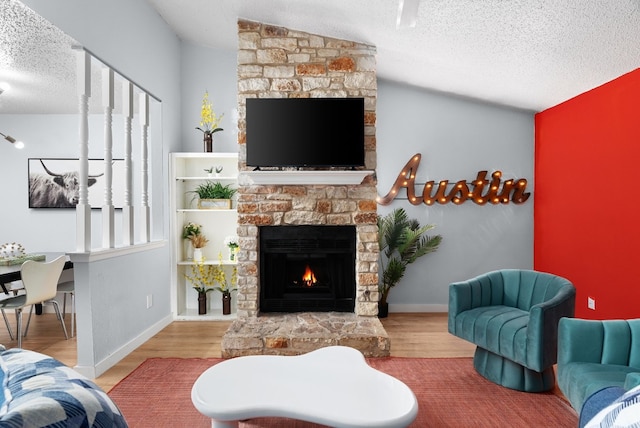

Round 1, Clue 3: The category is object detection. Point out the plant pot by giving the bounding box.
[198,292,207,315]
[222,292,231,315]
[198,198,231,210]
[378,301,389,318]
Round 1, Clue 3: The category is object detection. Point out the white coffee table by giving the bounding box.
[191,345,418,428]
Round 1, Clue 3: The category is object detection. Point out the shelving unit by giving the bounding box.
[170,152,239,320]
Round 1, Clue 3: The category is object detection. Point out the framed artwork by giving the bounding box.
[28,158,125,209]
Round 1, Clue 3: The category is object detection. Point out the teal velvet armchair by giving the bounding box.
[448,269,576,392]
[557,317,640,414]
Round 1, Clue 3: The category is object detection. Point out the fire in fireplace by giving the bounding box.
[259,225,356,313]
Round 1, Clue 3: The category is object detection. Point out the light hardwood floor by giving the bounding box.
[0,313,475,392]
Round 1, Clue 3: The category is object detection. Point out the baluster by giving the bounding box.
[139,93,150,242]
[75,49,91,252]
[122,81,135,245]
[102,67,115,248]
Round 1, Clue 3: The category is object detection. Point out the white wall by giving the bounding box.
[376,80,534,311]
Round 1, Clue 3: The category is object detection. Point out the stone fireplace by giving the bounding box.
[221,20,389,357]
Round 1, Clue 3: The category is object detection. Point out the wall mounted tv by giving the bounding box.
[246,97,365,169]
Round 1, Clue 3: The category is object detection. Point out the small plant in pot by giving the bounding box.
[377,208,443,318]
[190,181,237,209]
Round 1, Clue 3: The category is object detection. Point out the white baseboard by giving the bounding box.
[73,314,173,379]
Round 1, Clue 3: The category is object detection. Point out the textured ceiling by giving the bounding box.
[1,0,640,115]
[146,0,640,112]
[0,0,79,114]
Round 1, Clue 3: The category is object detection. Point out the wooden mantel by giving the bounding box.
[240,170,374,186]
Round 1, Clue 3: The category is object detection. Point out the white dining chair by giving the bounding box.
[0,256,68,348]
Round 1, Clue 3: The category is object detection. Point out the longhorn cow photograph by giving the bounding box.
[28,158,125,209]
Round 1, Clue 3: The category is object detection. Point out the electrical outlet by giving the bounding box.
[588,297,596,310]
[146,294,153,309]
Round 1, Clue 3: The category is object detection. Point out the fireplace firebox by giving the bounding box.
[259,225,356,313]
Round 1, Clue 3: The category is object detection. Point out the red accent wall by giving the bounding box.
[534,68,640,319]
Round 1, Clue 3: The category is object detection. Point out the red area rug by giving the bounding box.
[108,356,578,427]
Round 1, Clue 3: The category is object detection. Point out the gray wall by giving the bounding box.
[376,80,534,311]
[180,41,239,154]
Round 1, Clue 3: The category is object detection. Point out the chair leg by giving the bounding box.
[23,305,34,337]
[1,309,15,341]
[50,300,68,340]
[70,292,75,338]
[15,308,23,348]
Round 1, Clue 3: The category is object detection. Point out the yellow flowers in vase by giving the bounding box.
[196,91,223,152]
[184,261,215,294]
[184,253,237,315]
[212,253,237,296]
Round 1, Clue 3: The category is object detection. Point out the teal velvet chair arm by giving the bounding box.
[528,284,576,371]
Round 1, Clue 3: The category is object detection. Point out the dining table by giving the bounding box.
[0,253,73,314]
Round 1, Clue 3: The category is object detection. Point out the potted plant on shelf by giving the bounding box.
[183,222,208,261]
[224,235,239,261]
[189,181,237,209]
[184,261,215,315]
[377,208,443,318]
[196,90,223,153]
[212,253,238,315]
[189,234,209,262]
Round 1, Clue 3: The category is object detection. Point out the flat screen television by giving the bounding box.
[246,97,365,168]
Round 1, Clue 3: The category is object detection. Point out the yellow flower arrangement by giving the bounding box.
[184,261,215,294]
[196,91,224,135]
[212,252,237,295]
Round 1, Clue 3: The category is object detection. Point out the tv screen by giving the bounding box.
[246,97,365,168]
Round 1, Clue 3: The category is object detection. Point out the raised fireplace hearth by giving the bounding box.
[260,225,356,313]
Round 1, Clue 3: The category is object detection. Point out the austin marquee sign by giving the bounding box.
[377,154,530,206]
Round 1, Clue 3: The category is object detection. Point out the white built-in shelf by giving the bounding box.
[241,170,374,185]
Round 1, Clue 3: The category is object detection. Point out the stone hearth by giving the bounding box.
[221,312,390,358]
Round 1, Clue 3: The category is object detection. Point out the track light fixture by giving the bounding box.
[0,132,25,149]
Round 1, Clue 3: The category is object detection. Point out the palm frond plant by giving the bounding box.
[377,208,443,316]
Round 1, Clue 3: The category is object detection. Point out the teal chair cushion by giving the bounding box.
[450,305,529,368]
